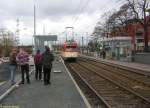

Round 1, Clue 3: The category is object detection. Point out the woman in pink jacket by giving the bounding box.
[34,50,42,80]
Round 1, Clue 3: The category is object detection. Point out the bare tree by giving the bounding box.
[125,0,150,52]
[106,3,137,37]
[0,28,15,56]
[93,5,133,38]
[92,11,115,38]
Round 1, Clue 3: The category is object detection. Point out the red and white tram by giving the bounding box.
[61,40,79,60]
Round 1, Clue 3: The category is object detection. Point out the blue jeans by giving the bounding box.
[10,65,17,84]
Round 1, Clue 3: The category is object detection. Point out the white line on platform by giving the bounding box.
[0,69,35,102]
[60,57,92,108]
[0,81,6,86]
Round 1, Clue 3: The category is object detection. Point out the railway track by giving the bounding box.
[79,57,150,100]
[66,63,107,108]
[65,58,150,108]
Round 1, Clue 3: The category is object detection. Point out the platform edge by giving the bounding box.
[60,57,92,108]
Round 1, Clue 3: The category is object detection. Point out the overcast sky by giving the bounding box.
[0,0,122,45]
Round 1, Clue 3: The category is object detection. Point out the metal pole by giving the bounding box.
[34,5,36,36]
[72,31,74,40]
[65,27,67,41]
[43,25,45,35]
[33,5,36,54]
[82,36,83,54]
[86,32,88,54]
[65,32,67,41]
[16,19,20,47]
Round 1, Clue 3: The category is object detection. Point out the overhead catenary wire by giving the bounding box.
[57,0,126,45]
[60,0,125,40]
[72,0,124,27]
[75,0,125,33]
[71,0,84,22]
[52,0,122,31]
[72,0,91,25]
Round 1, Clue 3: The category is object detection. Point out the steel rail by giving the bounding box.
[80,58,150,87]
[80,56,150,77]
[67,63,111,108]
[77,61,150,104]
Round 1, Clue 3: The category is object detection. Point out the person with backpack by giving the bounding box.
[34,50,42,80]
[41,46,54,85]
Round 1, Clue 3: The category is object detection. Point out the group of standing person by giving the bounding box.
[9,48,30,85]
[34,46,54,85]
[9,46,54,86]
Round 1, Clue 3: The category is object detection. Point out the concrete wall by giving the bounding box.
[134,53,150,64]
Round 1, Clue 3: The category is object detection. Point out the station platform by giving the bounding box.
[1,57,88,108]
[82,55,150,72]
[103,59,150,72]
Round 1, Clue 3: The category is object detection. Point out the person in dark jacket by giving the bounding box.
[41,46,54,85]
[101,49,106,59]
[34,50,42,80]
[9,48,17,85]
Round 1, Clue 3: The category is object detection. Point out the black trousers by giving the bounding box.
[21,64,30,83]
[35,64,42,80]
[43,66,52,84]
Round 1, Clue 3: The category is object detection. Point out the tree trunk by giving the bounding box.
[144,25,149,52]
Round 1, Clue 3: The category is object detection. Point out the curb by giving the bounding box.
[0,81,6,86]
[60,57,92,108]
[0,69,34,103]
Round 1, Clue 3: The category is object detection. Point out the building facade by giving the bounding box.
[110,22,150,52]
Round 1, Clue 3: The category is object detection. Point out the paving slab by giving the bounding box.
[1,60,87,108]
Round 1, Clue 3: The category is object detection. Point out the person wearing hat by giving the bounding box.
[41,46,54,85]
[9,48,18,85]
